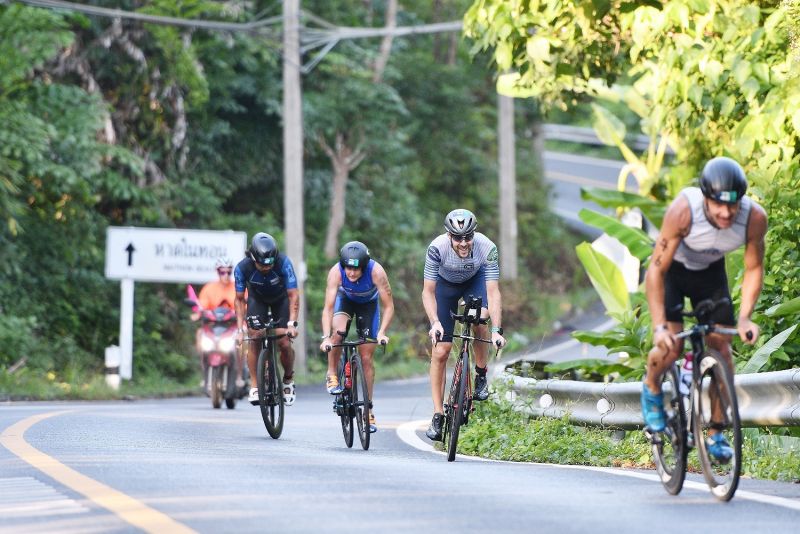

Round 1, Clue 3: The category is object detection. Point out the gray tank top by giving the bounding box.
[673,187,753,270]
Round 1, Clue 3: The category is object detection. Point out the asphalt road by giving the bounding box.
[3,152,798,533]
[2,377,800,533]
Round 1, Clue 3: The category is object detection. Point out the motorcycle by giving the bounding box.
[185,286,246,409]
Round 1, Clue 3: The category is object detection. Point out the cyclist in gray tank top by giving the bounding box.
[673,187,753,270]
[421,208,507,441]
[641,157,767,464]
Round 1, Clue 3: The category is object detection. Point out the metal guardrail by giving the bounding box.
[542,123,675,154]
[495,368,800,429]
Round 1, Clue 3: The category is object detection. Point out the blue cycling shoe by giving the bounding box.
[641,384,666,432]
[707,433,733,464]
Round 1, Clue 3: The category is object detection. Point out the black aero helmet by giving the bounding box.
[699,157,748,204]
[444,208,477,236]
[250,232,278,265]
[340,241,370,269]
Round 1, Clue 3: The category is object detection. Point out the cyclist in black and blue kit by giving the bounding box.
[320,241,395,433]
[422,209,507,441]
[234,233,300,407]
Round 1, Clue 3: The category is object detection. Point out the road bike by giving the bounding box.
[327,319,385,450]
[647,298,745,501]
[246,313,289,439]
[441,295,500,462]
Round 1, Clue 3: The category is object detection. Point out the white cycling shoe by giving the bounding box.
[282,381,296,406]
[248,387,259,405]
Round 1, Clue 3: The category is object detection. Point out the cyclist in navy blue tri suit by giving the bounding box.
[234,233,300,407]
[319,241,395,433]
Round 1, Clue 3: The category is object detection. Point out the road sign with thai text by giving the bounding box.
[105,226,247,283]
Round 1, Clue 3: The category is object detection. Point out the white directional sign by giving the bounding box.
[105,226,247,283]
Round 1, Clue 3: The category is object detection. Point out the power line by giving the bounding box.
[16,0,282,32]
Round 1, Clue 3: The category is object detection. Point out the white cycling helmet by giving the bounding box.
[214,256,233,270]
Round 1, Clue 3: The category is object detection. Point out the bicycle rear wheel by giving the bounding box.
[339,353,354,448]
[651,364,688,495]
[446,351,468,462]
[693,348,741,501]
[352,355,371,450]
[257,343,284,439]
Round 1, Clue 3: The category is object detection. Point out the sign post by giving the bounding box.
[105,227,247,381]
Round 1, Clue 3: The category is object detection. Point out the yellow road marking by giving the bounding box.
[0,411,196,534]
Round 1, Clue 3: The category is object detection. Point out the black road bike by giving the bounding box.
[247,313,289,440]
[647,298,746,501]
[440,296,500,462]
[327,319,385,450]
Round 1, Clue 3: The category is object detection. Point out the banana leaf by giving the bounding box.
[578,208,654,261]
[765,296,800,317]
[575,242,630,315]
[580,187,665,228]
[740,324,798,374]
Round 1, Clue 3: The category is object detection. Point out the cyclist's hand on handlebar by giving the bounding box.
[491,331,506,349]
[287,324,298,339]
[653,328,676,352]
[319,339,332,353]
[737,318,759,345]
[377,333,389,346]
[429,321,443,346]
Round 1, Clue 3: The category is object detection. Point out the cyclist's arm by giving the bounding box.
[234,291,247,332]
[486,279,502,327]
[286,288,300,326]
[422,279,439,327]
[738,204,767,339]
[372,263,394,338]
[320,265,340,338]
[645,195,691,329]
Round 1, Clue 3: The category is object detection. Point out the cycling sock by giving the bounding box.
[475,365,487,376]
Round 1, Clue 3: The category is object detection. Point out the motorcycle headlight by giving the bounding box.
[200,336,216,352]
[218,337,236,352]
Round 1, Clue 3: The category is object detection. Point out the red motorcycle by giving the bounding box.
[186,287,246,409]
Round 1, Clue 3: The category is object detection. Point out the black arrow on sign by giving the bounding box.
[125,243,136,266]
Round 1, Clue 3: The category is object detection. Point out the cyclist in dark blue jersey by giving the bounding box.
[319,241,394,433]
[234,233,300,407]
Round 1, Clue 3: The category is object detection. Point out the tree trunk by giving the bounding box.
[319,133,366,258]
[432,0,443,62]
[372,0,398,83]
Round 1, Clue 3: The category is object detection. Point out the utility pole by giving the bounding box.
[283,0,307,370]
[498,94,518,280]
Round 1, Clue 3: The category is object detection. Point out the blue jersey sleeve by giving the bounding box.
[281,257,298,289]
[234,264,246,293]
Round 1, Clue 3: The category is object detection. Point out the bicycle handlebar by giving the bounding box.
[323,338,387,352]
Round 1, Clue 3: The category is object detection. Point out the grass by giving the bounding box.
[456,397,800,483]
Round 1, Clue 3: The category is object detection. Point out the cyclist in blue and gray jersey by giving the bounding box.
[320,241,395,433]
[421,208,507,441]
[234,232,300,407]
[642,157,767,463]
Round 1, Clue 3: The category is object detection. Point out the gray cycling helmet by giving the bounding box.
[699,157,748,204]
[443,208,477,236]
[339,241,370,269]
[249,233,278,265]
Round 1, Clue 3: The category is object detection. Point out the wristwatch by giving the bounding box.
[287,320,299,328]
[491,326,504,335]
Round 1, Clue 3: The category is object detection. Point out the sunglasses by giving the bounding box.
[217,268,232,275]
[450,232,474,243]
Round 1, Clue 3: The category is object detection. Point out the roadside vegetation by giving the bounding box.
[0,1,588,399]
[457,400,800,483]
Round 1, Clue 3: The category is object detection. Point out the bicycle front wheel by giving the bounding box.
[257,344,284,439]
[693,348,741,501]
[651,364,688,495]
[352,355,370,450]
[339,354,354,448]
[446,352,468,462]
